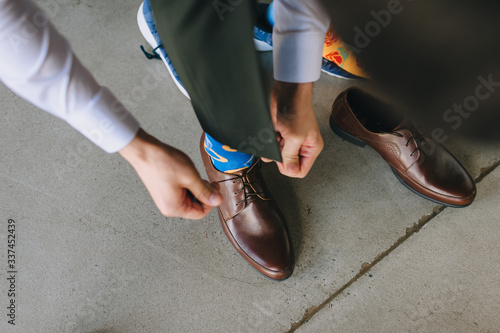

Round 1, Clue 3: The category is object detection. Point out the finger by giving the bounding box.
[276,133,283,146]
[296,144,323,178]
[185,176,223,207]
[178,205,212,220]
[288,155,315,179]
[261,157,274,163]
[276,145,318,178]
[178,196,214,220]
[276,161,302,178]
[167,186,215,220]
[277,156,310,179]
[280,138,302,176]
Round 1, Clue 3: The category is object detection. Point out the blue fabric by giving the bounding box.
[204,133,255,173]
[143,0,185,89]
[254,3,273,48]
[266,2,275,27]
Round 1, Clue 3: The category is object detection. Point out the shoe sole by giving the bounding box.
[329,115,471,208]
[329,115,366,148]
[254,38,273,51]
[390,168,471,208]
[321,68,364,80]
[321,68,358,80]
[137,3,191,99]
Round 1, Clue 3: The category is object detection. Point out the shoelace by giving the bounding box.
[233,177,261,206]
[389,125,424,157]
[217,163,264,207]
[140,44,162,60]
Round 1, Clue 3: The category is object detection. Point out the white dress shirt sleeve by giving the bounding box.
[273,0,330,83]
[0,0,140,153]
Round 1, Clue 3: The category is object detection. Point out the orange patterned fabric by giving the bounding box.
[323,28,367,78]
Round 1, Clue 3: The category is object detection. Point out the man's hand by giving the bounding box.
[119,129,222,219]
[263,81,324,178]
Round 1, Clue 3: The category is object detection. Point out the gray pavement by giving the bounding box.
[1,1,499,332]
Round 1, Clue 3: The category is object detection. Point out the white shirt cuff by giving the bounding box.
[272,0,330,83]
[273,31,326,83]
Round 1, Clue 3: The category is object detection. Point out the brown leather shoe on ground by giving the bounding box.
[330,87,476,207]
[200,134,294,280]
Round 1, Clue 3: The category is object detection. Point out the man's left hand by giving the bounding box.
[263,81,324,178]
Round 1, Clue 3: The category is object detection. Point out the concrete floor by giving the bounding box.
[1,1,499,332]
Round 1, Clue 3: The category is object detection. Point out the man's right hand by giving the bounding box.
[119,129,222,219]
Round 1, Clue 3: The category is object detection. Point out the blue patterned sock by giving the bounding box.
[204,133,255,173]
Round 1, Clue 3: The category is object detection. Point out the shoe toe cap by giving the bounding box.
[406,152,477,206]
[227,202,295,280]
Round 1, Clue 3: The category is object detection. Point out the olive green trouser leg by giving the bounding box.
[150,0,281,161]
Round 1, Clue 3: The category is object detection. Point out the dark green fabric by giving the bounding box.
[320,0,500,141]
[150,0,281,160]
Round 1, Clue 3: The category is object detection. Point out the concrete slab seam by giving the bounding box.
[285,159,500,333]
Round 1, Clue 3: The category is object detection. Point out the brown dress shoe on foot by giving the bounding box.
[330,87,476,207]
[200,134,294,280]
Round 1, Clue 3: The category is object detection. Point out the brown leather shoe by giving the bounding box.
[200,134,294,280]
[330,87,476,207]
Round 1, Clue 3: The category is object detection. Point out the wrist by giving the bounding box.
[272,81,314,120]
[118,128,157,164]
[274,81,313,101]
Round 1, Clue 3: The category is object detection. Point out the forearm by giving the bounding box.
[272,81,314,121]
[0,0,139,153]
